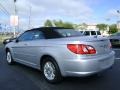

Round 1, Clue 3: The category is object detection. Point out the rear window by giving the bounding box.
[55,29,82,37]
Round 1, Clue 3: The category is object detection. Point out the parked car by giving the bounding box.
[3,37,16,45]
[80,30,101,36]
[109,32,120,46]
[5,27,115,83]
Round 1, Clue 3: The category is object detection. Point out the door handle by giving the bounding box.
[24,44,28,46]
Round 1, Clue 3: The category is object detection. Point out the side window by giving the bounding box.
[91,31,96,35]
[97,31,101,35]
[85,31,90,35]
[18,31,34,41]
[32,31,45,40]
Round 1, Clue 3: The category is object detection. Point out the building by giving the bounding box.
[76,23,98,31]
[86,24,98,30]
[75,23,109,36]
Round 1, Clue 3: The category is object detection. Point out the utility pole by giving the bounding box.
[28,5,32,29]
[106,18,110,36]
[117,10,120,32]
[13,0,17,37]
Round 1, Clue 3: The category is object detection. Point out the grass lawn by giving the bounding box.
[0,42,3,47]
[0,35,11,47]
[0,35,11,41]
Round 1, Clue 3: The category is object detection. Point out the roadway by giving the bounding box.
[0,46,120,90]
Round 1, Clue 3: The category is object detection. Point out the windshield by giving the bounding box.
[56,29,83,37]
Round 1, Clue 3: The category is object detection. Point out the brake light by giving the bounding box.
[67,44,96,54]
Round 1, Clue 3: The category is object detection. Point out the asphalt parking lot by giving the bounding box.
[0,46,120,90]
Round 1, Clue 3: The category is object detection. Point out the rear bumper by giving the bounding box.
[61,51,115,77]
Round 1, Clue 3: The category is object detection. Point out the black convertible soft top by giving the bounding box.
[30,27,73,31]
[24,27,80,39]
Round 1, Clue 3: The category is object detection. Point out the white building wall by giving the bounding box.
[87,24,98,30]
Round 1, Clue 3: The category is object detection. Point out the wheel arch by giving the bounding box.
[5,47,10,53]
[40,54,63,75]
[40,54,63,83]
[40,55,58,69]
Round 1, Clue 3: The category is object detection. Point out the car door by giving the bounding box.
[12,31,34,63]
[12,30,45,67]
[13,31,33,63]
[22,30,45,66]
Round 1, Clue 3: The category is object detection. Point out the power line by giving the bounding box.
[0,8,8,16]
[0,2,10,16]
[0,7,9,16]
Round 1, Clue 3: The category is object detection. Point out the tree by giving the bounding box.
[44,20,74,28]
[109,24,118,34]
[62,22,74,28]
[44,19,53,27]
[79,23,87,30]
[53,20,63,27]
[96,24,107,31]
[53,20,74,28]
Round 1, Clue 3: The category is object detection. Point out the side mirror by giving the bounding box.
[15,39,19,43]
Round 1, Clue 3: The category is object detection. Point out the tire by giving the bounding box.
[6,51,14,65]
[42,57,62,83]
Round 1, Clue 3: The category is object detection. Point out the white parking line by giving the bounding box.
[115,58,120,60]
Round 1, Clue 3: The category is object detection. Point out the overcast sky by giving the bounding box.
[0,0,120,30]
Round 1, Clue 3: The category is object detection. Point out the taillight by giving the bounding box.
[67,44,96,55]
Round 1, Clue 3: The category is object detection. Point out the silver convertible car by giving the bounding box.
[5,27,115,83]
